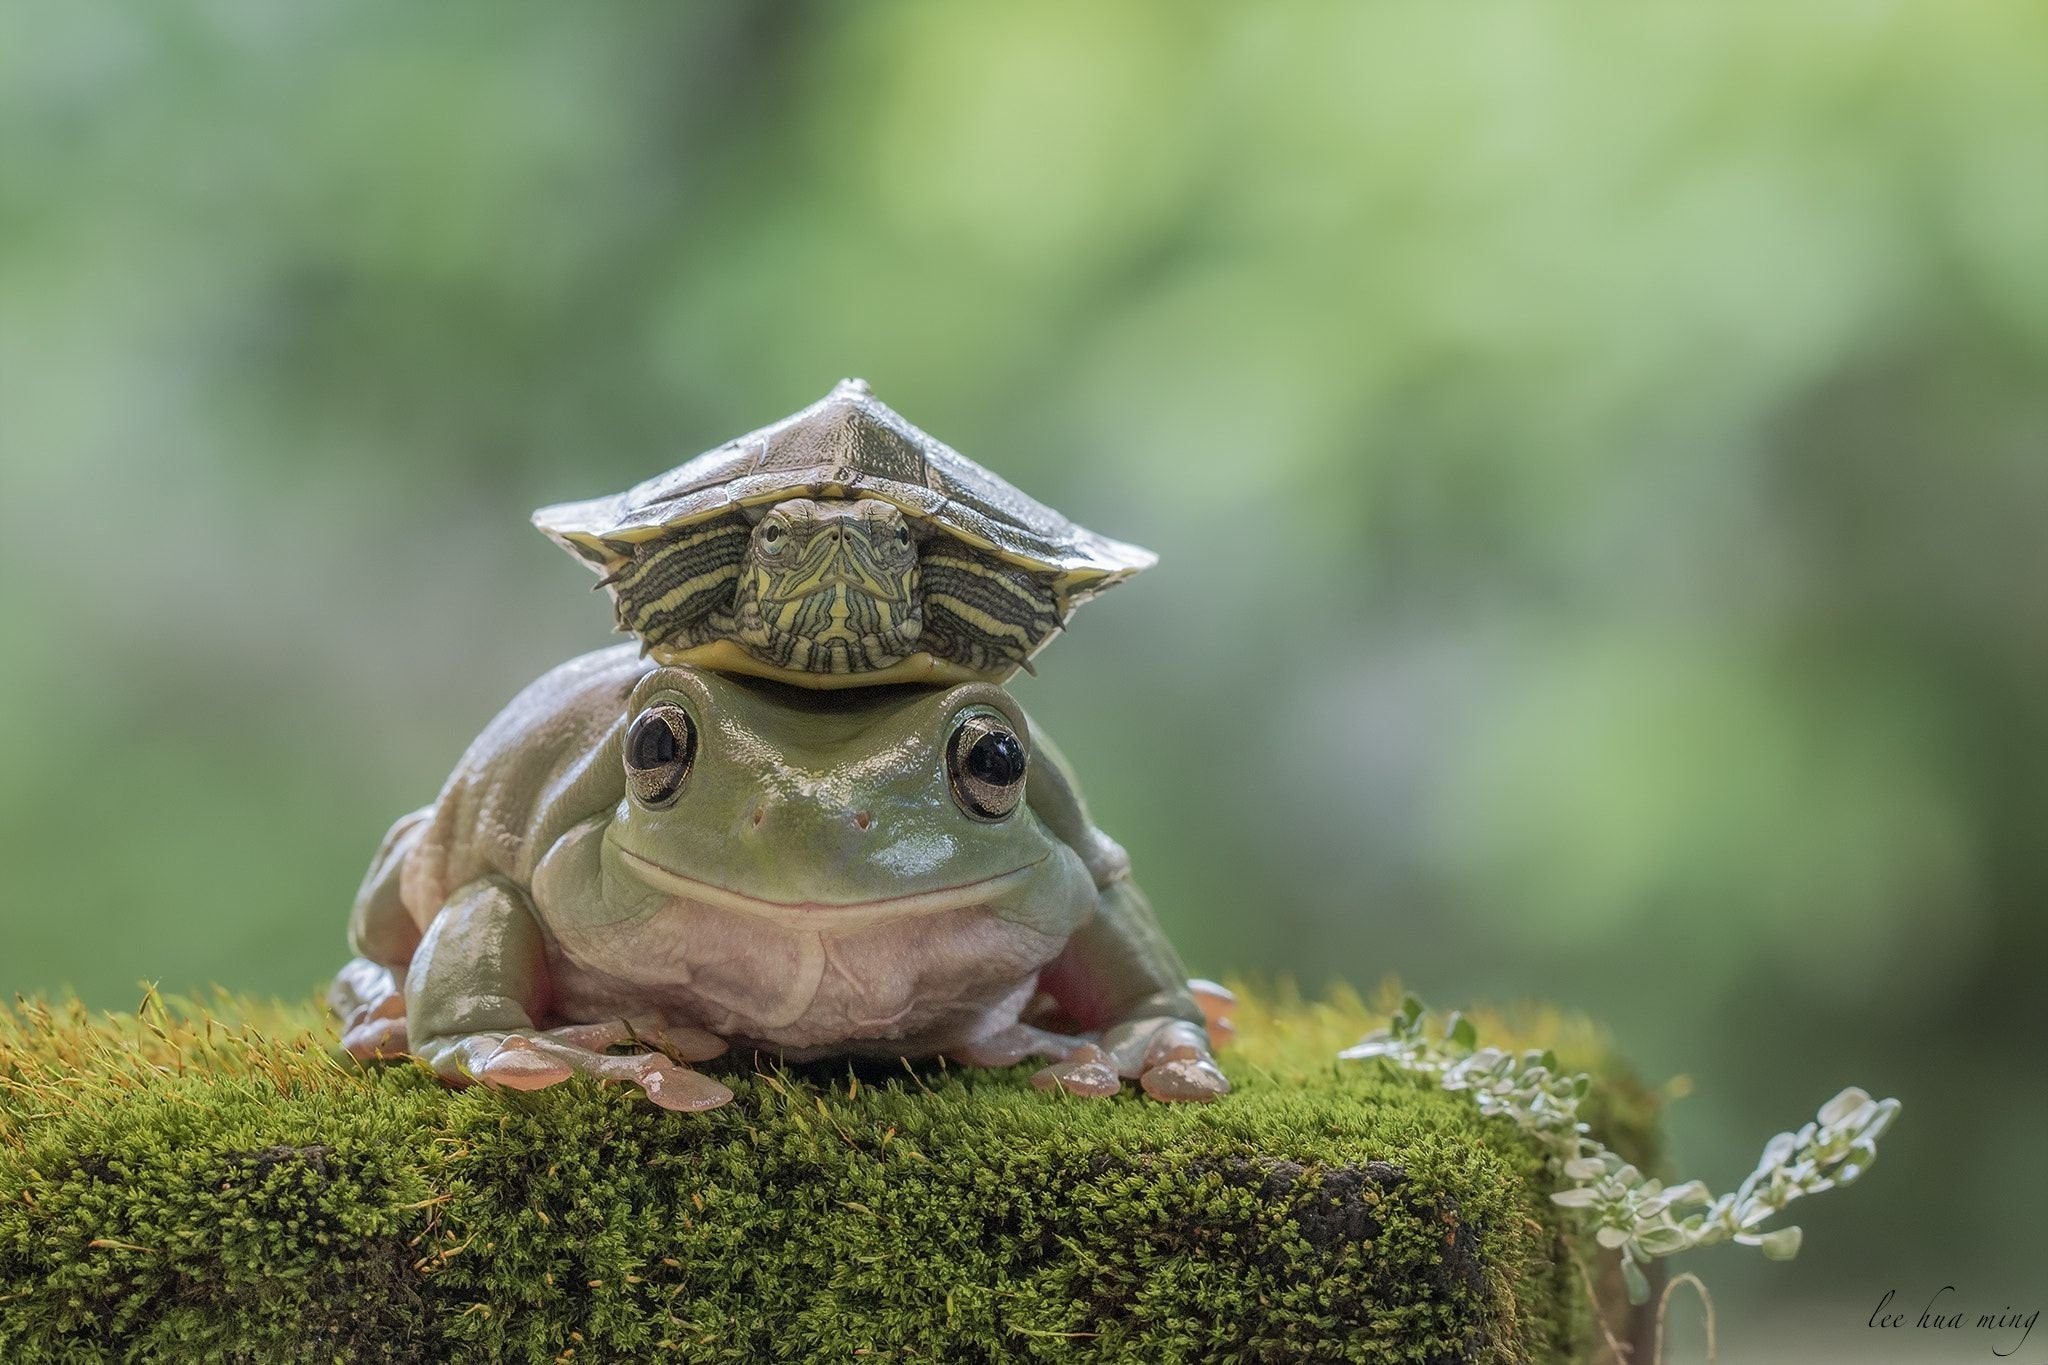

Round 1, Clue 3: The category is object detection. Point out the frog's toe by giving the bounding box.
[1103,1019,1210,1079]
[1189,979,1239,1046]
[446,1033,732,1111]
[1139,1055,1231,1103]
[1030,1043,1122,1098]
[327,956,400,1023]
[417,1033,510,1089]
[639,1020,730,1063]
[632,1057,734,1113]
[542,1016,730,1063]
[522,1043,733,1112]
[1095,1018,1232,1103]
[952,1022,1091,1069]
[478,1037,576,1091]
[341,1014,409,1061]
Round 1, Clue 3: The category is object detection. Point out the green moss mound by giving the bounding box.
[0,986,1659,1363]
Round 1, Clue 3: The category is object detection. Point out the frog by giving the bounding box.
[329,644,1230,1111]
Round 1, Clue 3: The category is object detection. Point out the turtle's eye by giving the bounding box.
[947,712,1027,820]
[894,523,912,551]
[758,521,786,554]
[624,704,696,807]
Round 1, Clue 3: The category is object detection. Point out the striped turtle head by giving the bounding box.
[732,498,925,675]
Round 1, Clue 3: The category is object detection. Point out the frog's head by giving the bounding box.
[601,665,1086,932]
[733,497,924,674]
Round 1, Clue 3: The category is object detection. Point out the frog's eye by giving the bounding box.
[947,712,1027,821]
[624,704,696,807]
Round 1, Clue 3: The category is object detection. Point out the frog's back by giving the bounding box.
[397,645,651,929]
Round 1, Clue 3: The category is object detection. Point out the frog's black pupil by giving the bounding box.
[631,716,678,769]
[966,730,1024,787]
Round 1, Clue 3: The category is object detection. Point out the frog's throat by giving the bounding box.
[613,848,1050,930]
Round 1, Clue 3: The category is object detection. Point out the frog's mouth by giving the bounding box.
[615,848,1049,929]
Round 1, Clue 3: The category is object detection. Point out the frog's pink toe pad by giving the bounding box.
[1140,1057,1231,1102]
[639,1062,734,1112]
[480,1046,574,1091]
[1031,1044,1122,1098]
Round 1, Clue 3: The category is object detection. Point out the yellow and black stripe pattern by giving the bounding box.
[599,513,752,652]
[918,541,1065,675]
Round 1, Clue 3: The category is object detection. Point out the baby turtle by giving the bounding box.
[534,380,1155,687]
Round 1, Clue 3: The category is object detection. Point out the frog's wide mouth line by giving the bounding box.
[614,847,1049,928]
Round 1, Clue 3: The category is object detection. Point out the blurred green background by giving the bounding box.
[3,3,2043,1357]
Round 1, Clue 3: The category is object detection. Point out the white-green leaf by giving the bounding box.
[1757,1226,1804,1260]
[1634,1223,1692,1257]
[1622,1258,1651,1305]
[1447,1013,1477,1050]
[1817,1088,1873,1128]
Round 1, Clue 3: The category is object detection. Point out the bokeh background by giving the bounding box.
[4,4,2043,1358]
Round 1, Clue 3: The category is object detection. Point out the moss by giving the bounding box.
[0,985,1659,1363]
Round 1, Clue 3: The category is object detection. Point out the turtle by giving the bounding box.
[532,379,1156,688]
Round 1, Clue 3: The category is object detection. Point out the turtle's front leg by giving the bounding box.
[406,877,734,1112]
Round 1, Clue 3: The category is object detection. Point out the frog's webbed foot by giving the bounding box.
[972,1017,1230,1101]
[416,1018,734,1113]
[950,1021,1091,1070]
[329,957,410,1061]
[1101,1017,1231,1103]
[341,995,410,1061]
[945,1022,1122,1098]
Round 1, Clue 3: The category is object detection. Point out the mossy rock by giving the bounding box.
[0,986,1660,1363]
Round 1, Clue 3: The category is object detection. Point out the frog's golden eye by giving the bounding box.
[624,704,696,807]
[947,712,1027,820]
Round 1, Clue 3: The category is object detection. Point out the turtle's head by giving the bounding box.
[734,497,925,674]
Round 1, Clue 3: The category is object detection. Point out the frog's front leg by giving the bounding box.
[407,877,734,1112]
[1036,878,1231,1104]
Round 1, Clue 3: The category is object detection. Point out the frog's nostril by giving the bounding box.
[852,811,873,832]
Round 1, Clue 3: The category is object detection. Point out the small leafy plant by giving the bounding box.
[1341,996,1901,1304]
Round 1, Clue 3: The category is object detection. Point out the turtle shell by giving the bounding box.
[533,378,1155,588]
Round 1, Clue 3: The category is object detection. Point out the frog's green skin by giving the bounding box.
[330,645,1225,1110]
